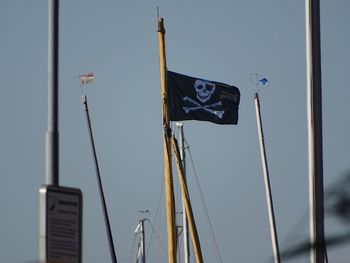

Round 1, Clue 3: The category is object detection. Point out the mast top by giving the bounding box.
[157,14,165,33]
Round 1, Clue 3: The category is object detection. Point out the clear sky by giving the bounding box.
[1,1,350,262]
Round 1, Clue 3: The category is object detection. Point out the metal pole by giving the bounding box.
[171,136,203,263]
[254,93,281,263]
[305,0,326,262]
[157,16,177,263]
[141,219,146,263]
[46,0,59,186]
[176,123,190,263]
[82,95,118,263]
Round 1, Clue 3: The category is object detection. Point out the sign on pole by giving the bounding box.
[39,185,83,263]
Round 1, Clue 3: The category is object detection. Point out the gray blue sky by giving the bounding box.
[1,1,350,262]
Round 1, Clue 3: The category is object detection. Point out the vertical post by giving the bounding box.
[46,0,59,186]
[254,93,281,263]
[176,123,190,263]
[82,95,118,263]
[157,17,177,263]
[305,0,325,262]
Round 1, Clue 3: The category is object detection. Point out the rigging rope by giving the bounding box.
[145,219,168,256]
[185,138,223,263]
[147,168,166,261]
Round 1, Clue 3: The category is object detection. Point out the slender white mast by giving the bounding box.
[176,123,190,263]
[137,219,146,263]
[254,93,281,263]
[305,0,326,262]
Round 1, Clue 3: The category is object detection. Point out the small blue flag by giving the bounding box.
[259,78,269,86]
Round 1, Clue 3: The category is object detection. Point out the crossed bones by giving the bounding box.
[182,96,224,118]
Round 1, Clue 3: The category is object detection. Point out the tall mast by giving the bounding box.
[172,136,203,263]
[305,0,326,262]
[140,220,145,263]
[157,16,177,263]
[82,95,118,263]
[254,93,281,263]
[176,123,190,263]
[136,219,146,263]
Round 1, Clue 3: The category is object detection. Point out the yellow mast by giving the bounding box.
[157,16,177,263]
[172,136,204,263]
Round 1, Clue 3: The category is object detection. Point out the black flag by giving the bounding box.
[167,71,240,125]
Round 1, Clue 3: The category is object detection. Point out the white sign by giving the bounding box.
[40,186,82,263]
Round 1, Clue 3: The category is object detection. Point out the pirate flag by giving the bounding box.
[167,71,240,125]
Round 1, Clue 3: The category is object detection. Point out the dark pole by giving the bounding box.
[305,0,326,262]
[46,0,59,186]
[82,95,118,263]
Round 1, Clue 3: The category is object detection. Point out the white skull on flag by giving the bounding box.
[194,79,216,103]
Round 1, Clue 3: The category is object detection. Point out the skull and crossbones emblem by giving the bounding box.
[194,79,215,103]
[182,79,224,118]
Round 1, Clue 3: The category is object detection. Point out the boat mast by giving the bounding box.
[157,16,177,263]
[81,95,118,263]
[136,219,146,263]
[305,0,326,262]
[172,137,203,263]
[176,123,190,263]
[254,93,281,263]
[140,220,145,263]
